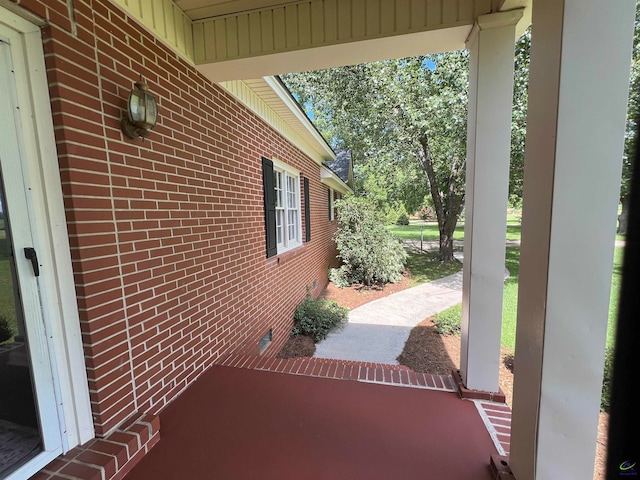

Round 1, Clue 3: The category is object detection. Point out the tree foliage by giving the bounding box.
[329,197,407,287]
[619,1,640,233]
[283,52,469,261]
[510,28,530,205]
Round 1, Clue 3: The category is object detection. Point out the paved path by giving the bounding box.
[316,231,627,364]
[315,271,464,364]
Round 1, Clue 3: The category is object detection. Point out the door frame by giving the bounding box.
[0,6,94,476]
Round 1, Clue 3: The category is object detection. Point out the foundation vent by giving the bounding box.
[259,329,272,354]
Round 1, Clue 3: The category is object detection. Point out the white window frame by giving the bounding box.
[273,159,302,254]
[328,188,335,221]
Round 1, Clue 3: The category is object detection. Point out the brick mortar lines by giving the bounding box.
[92,0,141,426]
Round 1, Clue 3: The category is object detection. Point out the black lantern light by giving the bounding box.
[121,78,158,139]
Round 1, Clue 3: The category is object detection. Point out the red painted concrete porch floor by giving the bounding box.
[126,357,498,480]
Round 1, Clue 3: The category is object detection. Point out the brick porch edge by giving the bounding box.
[218,354,457,392]
[32,413,160,480]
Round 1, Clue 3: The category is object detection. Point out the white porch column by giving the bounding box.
[460,10,522,392]
[509,1,635,479]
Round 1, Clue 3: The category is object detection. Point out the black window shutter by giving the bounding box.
[304,177,311,242]
[328,188,332,219]
[262,157,277,258]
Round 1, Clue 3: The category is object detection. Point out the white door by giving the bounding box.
[0,30,64,479]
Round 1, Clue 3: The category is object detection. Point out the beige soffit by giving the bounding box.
[190,0,495,75]
[218,76,336,166]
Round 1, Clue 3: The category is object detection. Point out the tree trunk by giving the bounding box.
[618,196,630,234]
[416,137,464,262]
[439,225,456,262]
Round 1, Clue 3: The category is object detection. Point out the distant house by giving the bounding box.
[323,150,354,220]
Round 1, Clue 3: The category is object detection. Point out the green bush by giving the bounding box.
[396,213,410,225]
[0,315,15,344]
[382,203,409,226]
[433,304,462,335]
[292,296,348,342]
[601,346,614,412]
[330,197,407,287]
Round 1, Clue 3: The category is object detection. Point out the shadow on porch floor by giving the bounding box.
[126,362,497,480]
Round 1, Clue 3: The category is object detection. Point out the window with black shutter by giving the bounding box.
[262,157,277,258]
[262,157,303,257]
[304,177,310,242]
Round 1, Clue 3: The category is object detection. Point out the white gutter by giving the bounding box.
[321,165,352,194]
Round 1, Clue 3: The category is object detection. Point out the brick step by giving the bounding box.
[34,413,159,480]
[473,400,512,457]
[217,354,456,392]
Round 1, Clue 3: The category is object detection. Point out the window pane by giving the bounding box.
[288,210,297,242]
[286,175,296,208]
[275,171,283,208]
[276,210,284,244]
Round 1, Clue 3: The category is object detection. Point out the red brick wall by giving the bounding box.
[13,0,339,436]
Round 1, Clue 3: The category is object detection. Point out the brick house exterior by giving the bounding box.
[0,1,350,478]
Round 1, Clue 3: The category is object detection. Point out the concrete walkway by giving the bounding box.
[315,271,464,364]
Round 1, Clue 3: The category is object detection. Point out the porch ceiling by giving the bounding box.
[115,0,531,82]
[189,0,525,81]
[125,364,497,480]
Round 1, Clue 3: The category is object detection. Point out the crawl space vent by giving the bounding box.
[259,329,272,354]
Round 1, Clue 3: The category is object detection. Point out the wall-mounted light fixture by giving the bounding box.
[121,78,158,139]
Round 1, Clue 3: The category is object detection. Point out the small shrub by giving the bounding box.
[418,205,437,222]
[433,304,462,335]
[383,203,409,225]
[328,265,352,288]
[0,316,15,344]
[396,213,410,225]
[292,296,348,342]
[601,346,614,412]
[330,197,407,287]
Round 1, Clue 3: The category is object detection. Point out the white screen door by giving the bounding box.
[0,31,64,479]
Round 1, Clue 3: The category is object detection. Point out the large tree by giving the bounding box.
[509,28,530,206]
[283,52,469,261]
[619,1,640,234]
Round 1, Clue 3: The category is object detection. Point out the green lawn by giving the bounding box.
[0,257,18,343]
[404,249,462,286]
[607,247,624,348]
[389,221,522,243]
[434,246,624,350]
[388,223,464,242]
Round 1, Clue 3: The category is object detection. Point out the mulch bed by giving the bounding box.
[276,335,315,359]
[396,321,457,375]
[396,318,516,406]
[319,272,413,311]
